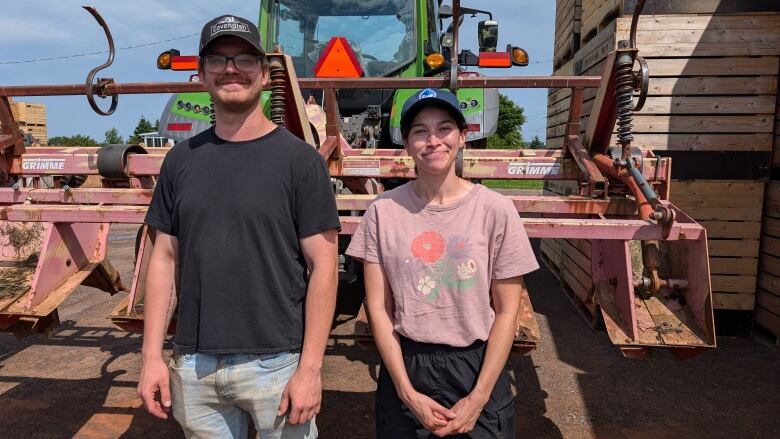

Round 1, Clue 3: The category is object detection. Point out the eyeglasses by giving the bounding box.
[201,54,263,73]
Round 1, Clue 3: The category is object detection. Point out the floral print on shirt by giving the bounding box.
[410,231,478,301]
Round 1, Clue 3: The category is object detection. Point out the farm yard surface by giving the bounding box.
[0,224,778,438]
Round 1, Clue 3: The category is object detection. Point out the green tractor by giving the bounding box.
[156,0,528,148]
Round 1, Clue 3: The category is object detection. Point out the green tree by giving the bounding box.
[48,134,99,146]
[487,94,526,149]
[529,135,545,149]
[128,116,156,145]
[103,127,124,145]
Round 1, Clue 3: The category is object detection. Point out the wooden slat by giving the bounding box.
[624,28,780,45]
[758,271,780,293]
[711,275,757,293]
[673,194,764,209]
[648,76,777,96]
[710,240,760,258]
[569,239,592,256]
[763,217,780,238]
[561,239,592,272]
[614,16,780,57]
[698,221,761,240]
[756,289,780,316]
[633,42,780,57]
[638,95,776,115]
[759,252,780,277]
[616,15,780,32]
[631,115,774,133]
[671,181,765,196]
[679,207,762,222]
[713,292,756,310]
[755,307,780,337]
[760,235,780,258]
[562,263,593,305]
[644,56,779,77]
[765,182,780,202]
[562,252,593,291]
[626,133,773,152]
[711,257,758,276]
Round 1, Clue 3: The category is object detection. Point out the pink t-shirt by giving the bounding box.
[346,182,538,347]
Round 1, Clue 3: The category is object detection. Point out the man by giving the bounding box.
[137,14,340,438]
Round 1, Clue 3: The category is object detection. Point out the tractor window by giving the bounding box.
[277,3,304,58]
[272,0,415,78]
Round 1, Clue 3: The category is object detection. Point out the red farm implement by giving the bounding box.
[0,2,714,358]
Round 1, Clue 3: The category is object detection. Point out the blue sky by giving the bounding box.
[0,1,554,143]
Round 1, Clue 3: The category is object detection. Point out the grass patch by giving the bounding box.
[481,180,544,190]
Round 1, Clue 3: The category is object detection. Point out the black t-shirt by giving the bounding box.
[144,126,341,354]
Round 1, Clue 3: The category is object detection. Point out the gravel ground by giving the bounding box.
[0,224,778,438]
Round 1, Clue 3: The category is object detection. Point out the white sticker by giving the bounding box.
[507,161,561,176]
[22,158,66,171]
[342,160,381,177]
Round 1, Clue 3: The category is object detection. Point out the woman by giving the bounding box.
[346,88,539,438]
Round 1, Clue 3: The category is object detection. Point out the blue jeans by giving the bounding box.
[169,352,317,439]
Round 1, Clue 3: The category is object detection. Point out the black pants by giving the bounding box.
[376,336,515,438]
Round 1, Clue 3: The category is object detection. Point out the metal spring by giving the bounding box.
[270,65,286,127]
[615,54,635,149]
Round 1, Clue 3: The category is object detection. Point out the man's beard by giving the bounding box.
[211,75,263,114]
[212,88,261,114]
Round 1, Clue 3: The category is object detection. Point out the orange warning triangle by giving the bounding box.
[314,37,364,78]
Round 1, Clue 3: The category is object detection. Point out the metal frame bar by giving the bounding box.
[6,149,671,181]
[0,77,602,98]
[0,202,703,241]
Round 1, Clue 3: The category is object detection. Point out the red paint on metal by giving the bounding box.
[478,52,511,68]
[0,77,603,98]
[170,56,199,71]
[592,240,639,341]
[166,123,193,131]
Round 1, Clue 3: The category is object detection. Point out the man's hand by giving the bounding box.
[277,366,322,424]
[402,390,456,432]
[431,393,486,436]
[137,356,172,419]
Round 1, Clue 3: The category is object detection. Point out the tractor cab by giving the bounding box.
[157,0,528,148]
[268,0,417,79]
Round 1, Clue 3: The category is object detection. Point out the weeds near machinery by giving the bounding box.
[0,223,43,300]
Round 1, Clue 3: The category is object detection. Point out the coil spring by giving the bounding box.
[615,55,635,148]
[270,65,286,127]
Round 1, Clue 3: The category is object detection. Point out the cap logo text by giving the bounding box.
[211,16,250,36]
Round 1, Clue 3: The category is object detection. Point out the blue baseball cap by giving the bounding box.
[400,88,466,137]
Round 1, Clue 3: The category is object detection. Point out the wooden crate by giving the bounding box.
[541,182,600,323]
[540,239,562,273]
[9,100,46,126]
[558,14,780,177]
[757,181,780,340]
[546,58,575,149]
[18,122,48,146]
[773,90,780,168]
[670,180,764,311]
[554,0,582,69]
[580,0,780,46]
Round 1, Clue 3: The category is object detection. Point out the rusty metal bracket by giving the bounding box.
[83,6,118,116]
[633,56,649,112]
[564,87,608,198]
[319,89,343,166]
[566,136,608,199]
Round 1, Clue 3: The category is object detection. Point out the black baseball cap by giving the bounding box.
[199,15,265,56]
[400,88,466,137]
